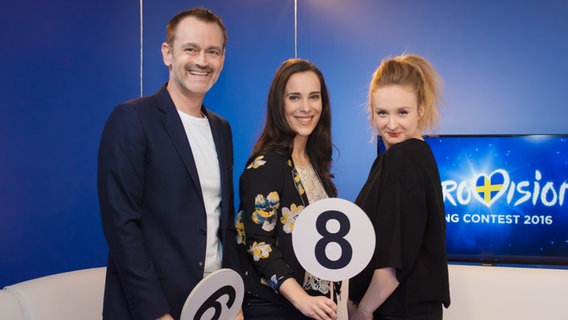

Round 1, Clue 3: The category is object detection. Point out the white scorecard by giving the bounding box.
[292,198,375,282]
[180,268,244,320]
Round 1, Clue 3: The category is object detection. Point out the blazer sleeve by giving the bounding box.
[97,103,170,318]
[238,153,296,291]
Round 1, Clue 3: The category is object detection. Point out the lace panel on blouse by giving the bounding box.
[295,165,331,295]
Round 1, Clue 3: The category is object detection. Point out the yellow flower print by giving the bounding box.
[265,191,279,205]
[281,203,304,234]
[249,241,272,261]
[252,192,279,231]
[235,210,246,245]
[247,155,266,169]
[292,169,305,195]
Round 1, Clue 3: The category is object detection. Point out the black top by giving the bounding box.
[349,139,451,316]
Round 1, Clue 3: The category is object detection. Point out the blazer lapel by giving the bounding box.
[154,85,204,197]
[205,110,230,215]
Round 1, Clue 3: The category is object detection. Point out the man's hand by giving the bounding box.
[156,313,174,320]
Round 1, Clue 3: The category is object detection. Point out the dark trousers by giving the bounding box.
[242,294,312,320]
[376,302,443,320]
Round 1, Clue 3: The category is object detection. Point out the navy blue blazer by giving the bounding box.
[97,84,239,320]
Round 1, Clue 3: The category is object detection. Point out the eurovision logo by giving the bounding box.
[442,169,567,208]
[473,169,509,207]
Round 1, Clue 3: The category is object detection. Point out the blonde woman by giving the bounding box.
[349,54,451,320]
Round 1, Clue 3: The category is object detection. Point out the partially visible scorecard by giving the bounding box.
[180,268,244,320]
[292,198,375,282]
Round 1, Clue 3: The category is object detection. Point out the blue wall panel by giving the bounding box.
[0,0,140,285]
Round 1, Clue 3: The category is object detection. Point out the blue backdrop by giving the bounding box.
[1,0,567,286]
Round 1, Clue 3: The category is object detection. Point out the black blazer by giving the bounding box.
[236,151,312,308]
[98,84,239,320]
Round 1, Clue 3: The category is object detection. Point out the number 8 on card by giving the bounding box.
[292,198,376,282]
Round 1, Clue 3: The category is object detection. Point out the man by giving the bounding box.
[98,7,240,320]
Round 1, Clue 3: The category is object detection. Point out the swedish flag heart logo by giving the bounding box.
[473,169,510,207]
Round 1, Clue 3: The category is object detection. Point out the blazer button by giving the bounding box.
[200,227,206,235]
[197,261,204,270]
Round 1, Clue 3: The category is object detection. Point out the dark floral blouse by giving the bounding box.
[236,150,316,307]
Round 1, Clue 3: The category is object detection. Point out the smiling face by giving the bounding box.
[372,84,424,149]
[161,16,225,99]
[284,71,323,142]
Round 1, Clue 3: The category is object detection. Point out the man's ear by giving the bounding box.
[161,42,172,67]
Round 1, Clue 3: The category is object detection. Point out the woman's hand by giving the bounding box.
[279,278,337,319]
[295,294,337,320]
[348,306,372,320]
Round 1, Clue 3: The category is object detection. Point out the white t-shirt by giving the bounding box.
[178,110,222,276]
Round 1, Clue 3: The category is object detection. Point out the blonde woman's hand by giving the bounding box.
[349,305,374,320]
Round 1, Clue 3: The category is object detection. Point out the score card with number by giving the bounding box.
[180,268,244,320]
[292,198,375,282]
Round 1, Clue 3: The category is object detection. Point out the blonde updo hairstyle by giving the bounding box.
[369,54,442,134]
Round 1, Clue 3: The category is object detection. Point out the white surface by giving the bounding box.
[1,267,105,320]
[2,264,568,320]
[445,264,568,320]
[180,268,244,320]
[0,289,25,320]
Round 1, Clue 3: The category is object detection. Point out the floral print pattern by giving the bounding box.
[281,203,304,234]
[252,192,279,231]
[247,155,266,169]
[238,151,315,298]
[290,161,305,196]
[260,274,282,291]
[249,241,272,261]
[235,210,246,245]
